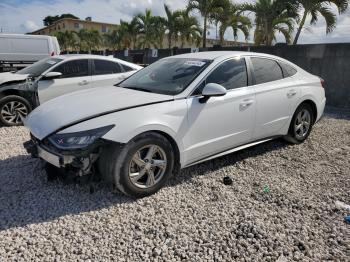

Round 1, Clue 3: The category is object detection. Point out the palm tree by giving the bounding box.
[103,30,121,51]
[242,0,298,45]
[187,0,226,48]
[213,2,251,45]
[136,9,165,49]
[153,16,167,48]
[74,29,101,52]
[164,4,182,49]
[178,11,202,47]
[293,0,349,45]
[55,31,76,52]
[119,17,140,49]
[55,31,68,51]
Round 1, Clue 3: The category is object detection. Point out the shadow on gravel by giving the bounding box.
[0,139,290,231]
[0,155,134,231]
[169,138,290,187]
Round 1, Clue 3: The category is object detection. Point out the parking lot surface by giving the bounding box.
[0,114,349,261]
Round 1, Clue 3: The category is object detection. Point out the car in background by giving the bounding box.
[0,34,60,72]
[24,51,326,198]
[0,55,142,126]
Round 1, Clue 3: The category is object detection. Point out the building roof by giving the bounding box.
[30,18,119,34]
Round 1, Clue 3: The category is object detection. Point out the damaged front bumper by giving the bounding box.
[23,134,102,176]
[24,140,74,167]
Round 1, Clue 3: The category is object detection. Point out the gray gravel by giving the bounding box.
[0,114,350,261]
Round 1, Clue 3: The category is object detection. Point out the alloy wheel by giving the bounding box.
[294,109,311,140]
[128,144,167,189]
[1,101,28,125]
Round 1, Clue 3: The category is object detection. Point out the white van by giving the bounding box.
[0,34,60,71]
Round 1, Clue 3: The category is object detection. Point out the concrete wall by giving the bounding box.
[113,43,350,108]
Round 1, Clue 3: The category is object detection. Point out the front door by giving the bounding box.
[37,59,91,104]
[183,58,256,165]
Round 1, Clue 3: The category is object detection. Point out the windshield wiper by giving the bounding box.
[121,86,153,93]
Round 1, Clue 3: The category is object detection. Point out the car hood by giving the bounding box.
[25,86,173,140]
[0,72,29,86]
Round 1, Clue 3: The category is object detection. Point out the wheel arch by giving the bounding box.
[296,99,318,124]
[0,89,35,108]
[130,129,181,173]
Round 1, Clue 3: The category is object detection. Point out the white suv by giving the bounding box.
[24,51,326,198]
[0,55,142,126]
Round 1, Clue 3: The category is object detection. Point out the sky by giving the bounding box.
[0,0,350,44]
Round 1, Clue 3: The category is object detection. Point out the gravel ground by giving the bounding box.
[0,113,349,261]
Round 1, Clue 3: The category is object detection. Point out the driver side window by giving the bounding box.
[207,58,247,90]
[193,58,248,95]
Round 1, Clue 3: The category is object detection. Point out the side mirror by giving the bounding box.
[42,72,62,80]
[199,83,227,103]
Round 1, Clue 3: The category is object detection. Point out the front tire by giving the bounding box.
[0,95,31,126]
[99,133,175,198]
[284,103,314,144]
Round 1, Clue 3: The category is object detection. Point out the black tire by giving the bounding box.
[0,95,32,126]
[284,103,314,144]
[99,132,175,198]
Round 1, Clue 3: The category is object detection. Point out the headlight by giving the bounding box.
[48,125,114,150]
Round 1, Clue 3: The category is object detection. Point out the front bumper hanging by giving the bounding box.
[23,140,74,168]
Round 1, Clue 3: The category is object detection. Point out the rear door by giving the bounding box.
[37,59,92,103]
[249,57,300,140]
[183,57,256,164]
[91,59,129,87]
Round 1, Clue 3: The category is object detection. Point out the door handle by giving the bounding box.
[78,80,89,86]
[287,90,297,98]
[239,99,254,110]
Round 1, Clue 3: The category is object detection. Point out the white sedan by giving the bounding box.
[24,51,326,197]
[0,55,142,126]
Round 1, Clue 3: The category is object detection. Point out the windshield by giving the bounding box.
[119,58,212,95]
[16,58,62,77]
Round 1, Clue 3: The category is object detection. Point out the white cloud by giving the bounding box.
[20,20,40,32]
[0,0,349,44]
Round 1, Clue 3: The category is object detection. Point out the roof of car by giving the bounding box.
[171,51,280,60]
[53,54,143,69]
[54,54,120,60]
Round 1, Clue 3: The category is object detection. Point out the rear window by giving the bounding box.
[121,64,135,72]
[93,60,121,75]
[279,62,297,77]
[251,57,283,84]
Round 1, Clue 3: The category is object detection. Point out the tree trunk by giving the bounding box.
[219,26,225,45]
[168,33,172,50]
[293,11,307,45]
[203,14,207,48]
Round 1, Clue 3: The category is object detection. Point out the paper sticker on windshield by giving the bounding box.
[46,60,57,65]
[184,61,206,67]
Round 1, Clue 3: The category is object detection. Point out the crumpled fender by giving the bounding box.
[0,72,29,86]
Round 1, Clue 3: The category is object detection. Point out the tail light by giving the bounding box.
[320,78,325,88]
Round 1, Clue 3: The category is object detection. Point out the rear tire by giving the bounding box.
[99,133,175,198]
[284,103,314,144]
[0,95,31,126]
